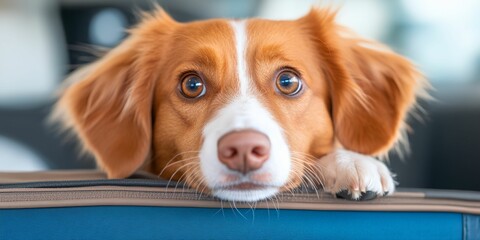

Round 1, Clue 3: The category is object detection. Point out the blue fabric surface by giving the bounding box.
[0,206,463,240]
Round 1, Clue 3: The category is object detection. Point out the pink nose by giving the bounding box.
[217,130,271,174]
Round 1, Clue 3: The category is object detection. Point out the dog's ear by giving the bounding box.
[302,9,428,155]
[55,10,176,178]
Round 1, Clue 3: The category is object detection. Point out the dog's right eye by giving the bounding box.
[275,69,303,96]
[180,74,206,99]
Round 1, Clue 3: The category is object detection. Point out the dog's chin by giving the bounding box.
[213,187,279,202]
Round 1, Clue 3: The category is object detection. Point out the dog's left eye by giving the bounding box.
[180,74,206,99]
[275,70,303,96]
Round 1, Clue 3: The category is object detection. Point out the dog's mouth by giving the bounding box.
[211,181,281,202]
[221,182,267,191]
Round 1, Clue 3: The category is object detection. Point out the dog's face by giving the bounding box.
[152,18,334,201]
[56,9,426,202]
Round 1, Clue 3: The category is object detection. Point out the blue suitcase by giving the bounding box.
[1,171,479,240]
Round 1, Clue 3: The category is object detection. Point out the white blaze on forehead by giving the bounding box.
[197,19,292,202]
[230,20,250,96]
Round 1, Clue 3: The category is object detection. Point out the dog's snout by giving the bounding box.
[217,130,270,174]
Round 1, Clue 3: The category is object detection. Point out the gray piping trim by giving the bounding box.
[463,214,480,240]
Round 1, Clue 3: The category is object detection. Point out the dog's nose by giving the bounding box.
[217,130,270,174]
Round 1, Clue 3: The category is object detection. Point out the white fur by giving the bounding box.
[198,21,291,202]
[316,149,396,199]
[231,20,250,95]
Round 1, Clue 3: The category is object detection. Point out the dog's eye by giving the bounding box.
[180,74,206,98]
[275,70,302,96]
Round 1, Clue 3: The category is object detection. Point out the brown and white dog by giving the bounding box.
[54,8,428,202]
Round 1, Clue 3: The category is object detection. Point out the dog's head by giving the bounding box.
[55,8,426,202]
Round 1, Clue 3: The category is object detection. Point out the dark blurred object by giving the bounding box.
[390,86,480,191]
[61,6,134,69]
[429,104,480,190]
[59,0,258,71]
[0,105,96,169]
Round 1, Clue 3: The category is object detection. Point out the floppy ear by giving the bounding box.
[302,9,428,156]
[55,10,176,178]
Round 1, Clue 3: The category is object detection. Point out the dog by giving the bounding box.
[54,7,428,202]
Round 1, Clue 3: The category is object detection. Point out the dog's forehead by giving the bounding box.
[167,20,231,72]
[247,19,316,59]
[174,19,233,44]
[168,18,310,65]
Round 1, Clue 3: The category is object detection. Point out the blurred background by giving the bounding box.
[1,0,479,191]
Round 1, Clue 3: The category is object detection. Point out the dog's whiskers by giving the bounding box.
[158,151,200,177]
[289,155,324,197]
[292,157,324,187]
[165,160,199,189]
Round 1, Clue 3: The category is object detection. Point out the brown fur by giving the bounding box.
[54,8,427,193]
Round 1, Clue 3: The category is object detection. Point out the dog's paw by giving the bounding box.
[316,149,396,200]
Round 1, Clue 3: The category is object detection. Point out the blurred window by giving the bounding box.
[0,0,66,108]
[400,0,480,83]
[0,136,47,171]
